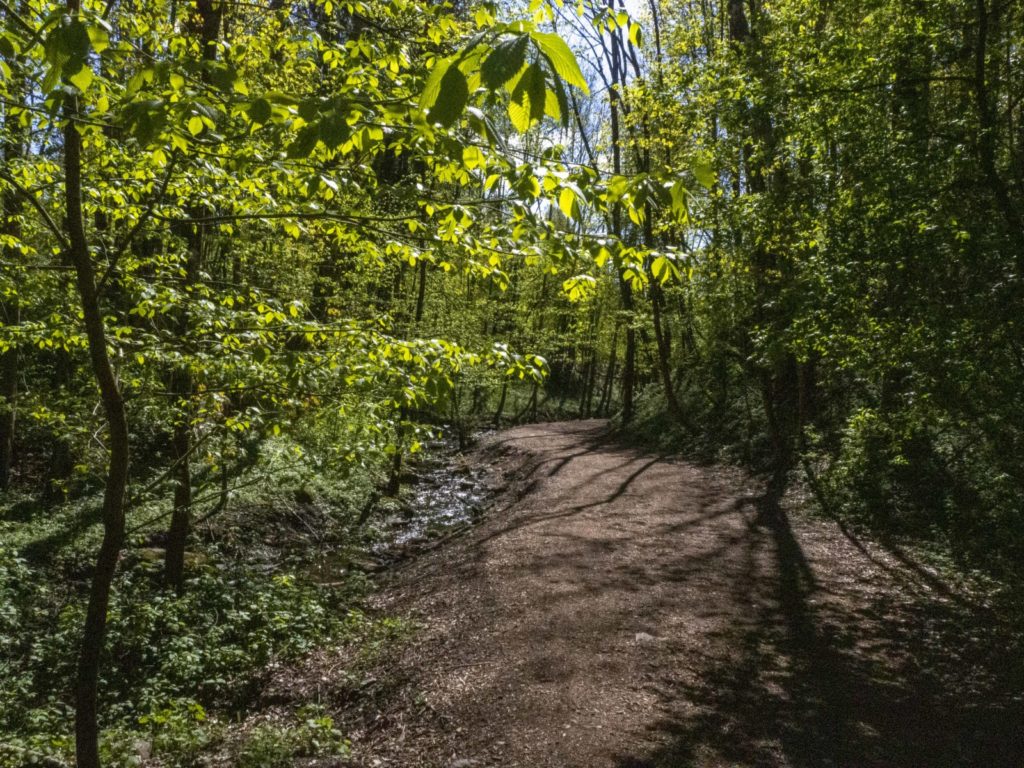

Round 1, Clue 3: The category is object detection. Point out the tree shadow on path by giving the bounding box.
[616,493,1024,768]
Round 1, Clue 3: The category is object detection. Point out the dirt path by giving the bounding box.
[350,421,1023,767]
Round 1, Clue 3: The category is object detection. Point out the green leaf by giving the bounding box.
[287,124,320,158]
[463,145,485,170]
[68,65,93,92]
[558,186,578,219]
[318,113,351,146]
[551,74,570,127]
[419,57,453,110]
[508,63,546,131]
[628,21,642,47]
[428,65,469,127]
[87,24,110,54]
[529,32,589,94]
[208,62,239,93]
[544,87,561,122]
[187,115,204,136]
[652,255,674,282]
[42,65,61,94]
[693,157,716,188]
[0,34,18,60]
[669,180,689,224]
[507,98,529,132]
[563,274,596,302]
[481,35,529,90]
[525,64,546,123]
[247,97,272,124]
[62,20,92,67]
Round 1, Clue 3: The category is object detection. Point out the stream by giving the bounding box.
[373,429,495,555]
[304,428,497,584]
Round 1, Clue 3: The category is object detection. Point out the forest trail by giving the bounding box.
[352,421,1022,768]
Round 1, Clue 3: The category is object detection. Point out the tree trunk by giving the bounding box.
[414,258,428,323]
[164,0,221,588]
[579,305,602,417]
[0,31,25,491]
[65,81,131,768]
[728,0,799,489]
[164,402,192,592]
[606,13,635,424]
[618,279,636,423]
[385,406,407,496]
[515,382,539,423]
[974,0,1024,255]
[493,381,508,426]
[43,346,75,500]
[649,280,686,426]
[0,329,15,490]
[599,322,619,417]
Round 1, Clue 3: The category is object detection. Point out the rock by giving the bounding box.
[133,740,152,761]
[135,547,164,562]
[634,631,658,644]
[349,556,385,573]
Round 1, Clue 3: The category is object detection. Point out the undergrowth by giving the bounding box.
[621,384,1024,612]
[0,431,404,768]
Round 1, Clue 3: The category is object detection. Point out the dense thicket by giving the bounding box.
[551,0,1024,574]
[742,0,1019,564]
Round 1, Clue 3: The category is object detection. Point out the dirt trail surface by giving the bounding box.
[346,421,1023,767]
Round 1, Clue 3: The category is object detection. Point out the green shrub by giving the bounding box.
[235,708,349,768]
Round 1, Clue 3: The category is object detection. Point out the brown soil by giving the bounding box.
[340,421,1024,767]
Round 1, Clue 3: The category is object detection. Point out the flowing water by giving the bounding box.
[374,429,494,553]
[306,429,494,583]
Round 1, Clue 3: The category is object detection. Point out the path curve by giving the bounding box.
[356,421,1022,768]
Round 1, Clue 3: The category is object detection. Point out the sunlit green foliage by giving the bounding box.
[3,0,1023,762]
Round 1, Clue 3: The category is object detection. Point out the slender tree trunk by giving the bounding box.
[514,382,539,423]
[579,354,595,417]
[0,327,15,490]
[164,389,192,592]
[65,74,130,768]
[311,249,336,321]
[605,8,636,424]
[580,305,602,417]
[728,0,798,490]
[649,280,686,425]
[609,167,635,424]
[618,280,636,422]
[385,406,407,496]
[974,0,1024,255]
[43,345,75,500]
[0,34,25,491]
[493,381,508,426]
[599,322,619,417]
[165,0,221,588]
[0,254,17,493]
[414,259,427,323]
[164,280,196,590]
